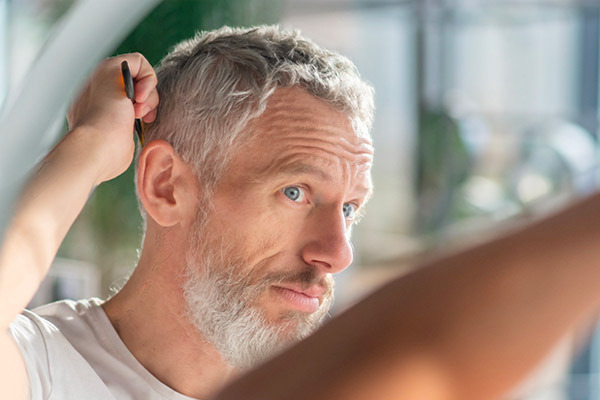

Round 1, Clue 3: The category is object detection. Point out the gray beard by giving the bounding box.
[182,216,334,370]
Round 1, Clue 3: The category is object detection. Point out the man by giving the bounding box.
[1,25,371,399]
[2,24,600,400]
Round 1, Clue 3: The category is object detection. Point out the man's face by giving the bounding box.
[183,86,373,369]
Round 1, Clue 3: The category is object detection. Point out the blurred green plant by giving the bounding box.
[415,108,471,235]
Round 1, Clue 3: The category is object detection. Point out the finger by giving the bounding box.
[133,103,146,118]
[142,88,159,114]
[143,108,157,124]
[134,77,158,104]
[122,53,157,102]
[122,52,154,79]
[133,88,158,119]
[112,53,156,100]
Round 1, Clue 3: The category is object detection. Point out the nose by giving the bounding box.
[300,205,354,274]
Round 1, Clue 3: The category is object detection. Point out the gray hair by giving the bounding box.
[142,24,374,199]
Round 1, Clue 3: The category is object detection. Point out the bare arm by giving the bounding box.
[216,193,600,400]
[0,53,158,399]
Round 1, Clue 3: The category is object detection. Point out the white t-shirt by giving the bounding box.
[8,298,197,400]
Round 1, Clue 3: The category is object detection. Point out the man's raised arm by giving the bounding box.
[0,53,158,400]
[216,194,600,400]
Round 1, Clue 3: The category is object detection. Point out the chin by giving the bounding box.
[270,309,325,342]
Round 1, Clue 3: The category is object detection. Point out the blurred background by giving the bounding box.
[4,0,600,398]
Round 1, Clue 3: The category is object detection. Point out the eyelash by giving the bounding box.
[281,185,362,222]
[282,186,308,203]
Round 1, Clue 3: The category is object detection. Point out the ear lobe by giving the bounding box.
[137,140,184,227]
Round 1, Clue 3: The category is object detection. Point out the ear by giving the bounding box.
[136,140,199,227]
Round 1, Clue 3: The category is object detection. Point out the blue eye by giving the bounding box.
[283,186,305,202]
[343,203,356,219]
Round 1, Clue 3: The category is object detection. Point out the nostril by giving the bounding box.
[301,236,354,275]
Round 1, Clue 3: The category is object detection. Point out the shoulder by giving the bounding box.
[9,297,103,341]
[8,308,56,399]
[9,306,59,351]
[8,298,107,399]
[9,298,105,364]
[8,298,103,341]
[21,298,107,351]
[33,297,104,319]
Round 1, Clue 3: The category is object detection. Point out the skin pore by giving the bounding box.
[102,86,373,399]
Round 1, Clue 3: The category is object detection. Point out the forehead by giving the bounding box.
[235,87,374,187]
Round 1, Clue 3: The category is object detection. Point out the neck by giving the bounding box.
[102,233,237,399]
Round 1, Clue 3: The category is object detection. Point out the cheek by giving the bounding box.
[238,214,304,279]
[241,221,288,269]
[212,189,306,269]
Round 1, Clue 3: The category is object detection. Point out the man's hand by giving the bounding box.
[66,53,158,184]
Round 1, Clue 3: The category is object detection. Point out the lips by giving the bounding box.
[277,284,326,299]
[271,285,325,313]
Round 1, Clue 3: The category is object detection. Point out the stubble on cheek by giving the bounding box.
[187,205,336,331]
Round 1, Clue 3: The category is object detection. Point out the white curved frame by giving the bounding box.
[0,0,162,234]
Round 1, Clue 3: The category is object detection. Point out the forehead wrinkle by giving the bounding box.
[274,162,335,182]
[278,143,371,173]
[249,120,373,176]
[236,87,374,194]
[264,132,373,163]
[262,111,349,134]
[252,151,336,182]
[259,94,366,139]
[259,128,373,179]
[255,90,373,155]
[262,96,347,123]
[263,118,371,147]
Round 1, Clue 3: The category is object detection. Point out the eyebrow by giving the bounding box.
[275,163,334,182]
[273,163,374,203]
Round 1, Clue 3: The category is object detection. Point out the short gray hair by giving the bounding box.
[144,24,374,196]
